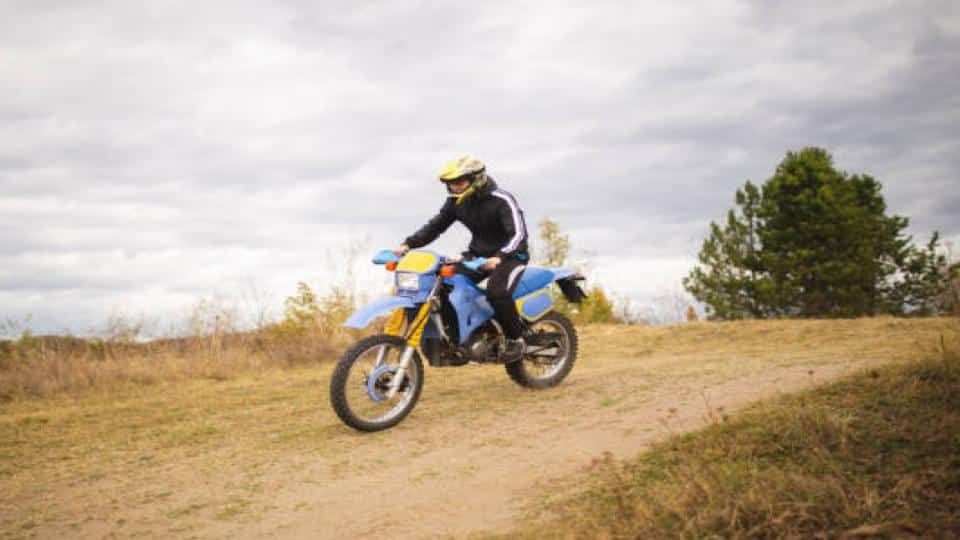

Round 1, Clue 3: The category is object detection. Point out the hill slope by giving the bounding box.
[1,317,954,539]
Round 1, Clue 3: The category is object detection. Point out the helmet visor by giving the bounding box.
[445,177,472,193]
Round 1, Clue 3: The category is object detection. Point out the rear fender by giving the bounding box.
[556,275,587,303]
[538,268,587,304]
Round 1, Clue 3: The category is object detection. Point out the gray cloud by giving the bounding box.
[1,0,958,333]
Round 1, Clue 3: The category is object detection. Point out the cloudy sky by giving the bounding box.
[2,0,958,334]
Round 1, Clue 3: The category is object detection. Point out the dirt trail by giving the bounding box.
[4,318,950,540]
[251,359,874,539]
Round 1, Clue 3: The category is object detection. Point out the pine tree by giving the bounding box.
[889,232,951,316]
[756,148,913,317]
[683,181,770,319]
[685,147,947,319]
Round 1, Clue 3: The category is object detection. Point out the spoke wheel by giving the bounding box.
[506,311,578,389]
[330,334,424,432]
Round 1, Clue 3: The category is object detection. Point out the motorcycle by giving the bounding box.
[329,249,587,432]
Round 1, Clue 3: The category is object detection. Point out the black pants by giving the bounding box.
[458,257,527,340]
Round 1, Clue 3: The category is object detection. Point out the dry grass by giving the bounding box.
[500,318,960,539]
[582,315,949,362]
[0,330,355,402]
[1,313,940,402]
[0,280,367,401]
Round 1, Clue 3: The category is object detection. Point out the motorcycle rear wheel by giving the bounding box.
[506,310,578,389]
[330,334,424,432]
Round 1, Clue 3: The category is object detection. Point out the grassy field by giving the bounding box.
[0,316,957,538]
[500,320,960,538]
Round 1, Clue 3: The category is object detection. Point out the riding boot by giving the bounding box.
[502,337,526,364]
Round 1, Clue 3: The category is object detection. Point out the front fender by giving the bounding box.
[344,296,416,329]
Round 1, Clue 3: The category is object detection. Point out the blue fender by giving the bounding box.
[345,296,416,329]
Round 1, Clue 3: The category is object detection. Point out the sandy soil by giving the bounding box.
[251,359,876,539]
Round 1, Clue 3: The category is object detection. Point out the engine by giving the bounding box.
[462,331,500,363]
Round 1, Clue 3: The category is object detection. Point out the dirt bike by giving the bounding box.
[329,249,587,432]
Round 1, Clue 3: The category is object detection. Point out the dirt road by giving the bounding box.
[260,360,870,540]
[2,318,951,539]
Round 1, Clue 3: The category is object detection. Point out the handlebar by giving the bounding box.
[372,249,489,271]
[461,258,488,272]
[372,250,401,265]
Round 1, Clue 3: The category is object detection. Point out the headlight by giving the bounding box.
[396,272,420,290]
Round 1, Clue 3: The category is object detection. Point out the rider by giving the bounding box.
[394,155,530,363]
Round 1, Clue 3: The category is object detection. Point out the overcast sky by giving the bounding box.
[2,0,958,335]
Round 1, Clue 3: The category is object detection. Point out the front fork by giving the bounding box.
[383,284,440,400]
[373,307,405,368]
[384,346,417,400]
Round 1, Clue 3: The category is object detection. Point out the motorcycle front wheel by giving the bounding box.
[506,310,578,389]
[329,334,424,432]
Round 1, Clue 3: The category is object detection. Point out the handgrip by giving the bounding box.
[372,249,401,265]
[462,258,488,272]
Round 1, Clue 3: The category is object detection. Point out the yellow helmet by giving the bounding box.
[437,155,485,182]
[436,155,488,205]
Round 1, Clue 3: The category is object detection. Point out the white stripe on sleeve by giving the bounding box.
[491,190,526,254]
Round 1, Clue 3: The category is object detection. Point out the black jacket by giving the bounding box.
[404,177,529,260]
